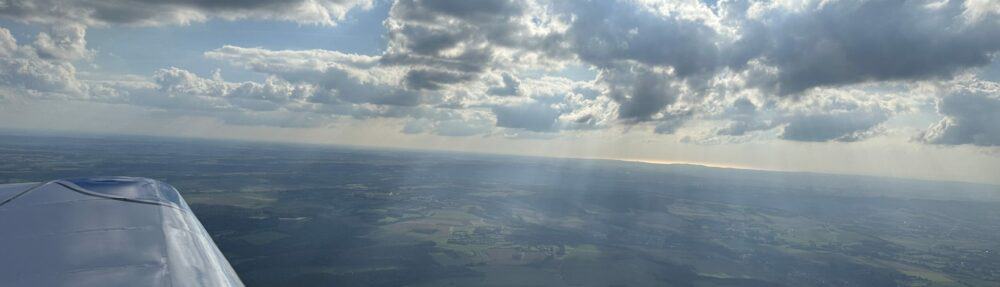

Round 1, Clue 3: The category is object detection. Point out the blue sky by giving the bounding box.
[85,2,389,81]
[0,0,999,184]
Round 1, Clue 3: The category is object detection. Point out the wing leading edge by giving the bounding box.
[0,177,243,287]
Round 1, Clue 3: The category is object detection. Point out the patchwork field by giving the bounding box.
[3,132,999,286]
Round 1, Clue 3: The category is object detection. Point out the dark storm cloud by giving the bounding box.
[921,85,1000,146]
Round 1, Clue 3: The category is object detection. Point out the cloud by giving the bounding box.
[729,0,1000,95]
[779,109,889,142]
[204,43,613,135]
[31,25,93,61]
[487,73,521,96]
[0,27,85,97]
[0,0,373,26]
[771,91,892,142]
[601,65,683,122]
[920,80,1000,146]
[714,98,776,136]
[0,28,15,56]
[380,0,570,92]
[135,66,462,128]
[543,0,1000,137]
[653,112,692,135]
[205,46,422,107]
[380,0,524,90]
[401,112,493,137]
[543,0,723,130]
[2,0,1000,148]
[402,68,474,90]
[0,0,376,124]
[962,0,1000,24]
[492,102,561,132]
[142,67,313,112]
[502,76,615,131]
[204,45,380,71]
[683,89,896,144]
[562,0,721,76]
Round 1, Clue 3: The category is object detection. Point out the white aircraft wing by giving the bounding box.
[0,177,244,287]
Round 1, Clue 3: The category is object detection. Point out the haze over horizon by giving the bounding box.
[2,0,1000,184]
[2,132,999,286]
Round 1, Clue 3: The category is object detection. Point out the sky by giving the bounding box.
[0,0,999,184]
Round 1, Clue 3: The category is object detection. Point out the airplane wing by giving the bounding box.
[0,177,244,287]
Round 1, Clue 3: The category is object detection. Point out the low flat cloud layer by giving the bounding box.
[1,0,1000,147]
